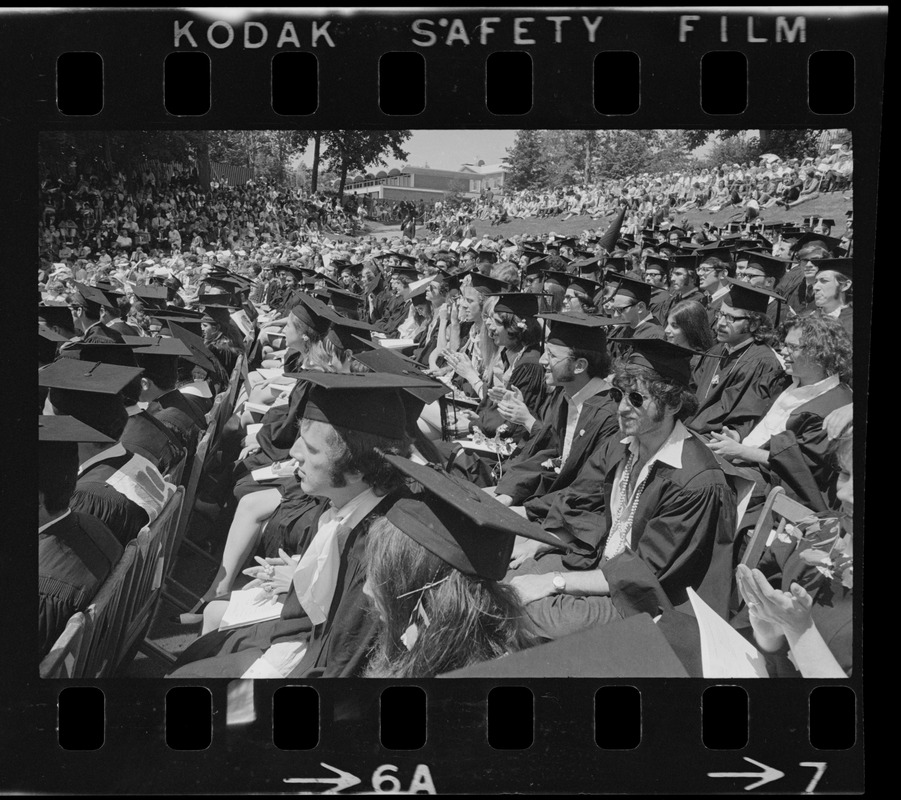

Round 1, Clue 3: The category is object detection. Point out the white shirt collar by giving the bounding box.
[620,419,692,470]
[827,304,848,318]
[710,284,730,302]
[569,376,612,409]
[38,508,71,534]
[78,442,127,475]
[323,487,382,530]
[125,404,142,417]
[634,313,655,328]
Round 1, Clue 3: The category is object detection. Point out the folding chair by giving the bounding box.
[164,451,187,486]
[40,611,89,679]
[114,487,184,670]
[78,543,139,678]
[161,418,219,613]
[740,487,816,570]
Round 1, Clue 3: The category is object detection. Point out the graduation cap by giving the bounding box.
[814,257,853,280]
[603,256,629,274]
[166,321,223,377]
[739,250,791,282]
[669,253,699,271]
[38,303,75,331]
[57,341,140,369]
[788,233,845,256]
[390,264,421,283]
[296,371,440,439]
[723,278,785,315]
[475,247,498,264]
[567,274,603,298]
[406,278,434,305]
[696,247,734,266]
[611,274,653,306]
[540,269,571,288]
[71,282,115,312]
[352,348,449,407]
[39,358,143,431]
[573,256,602,274]
[521,248,545,260]
[490,292,541,319]
[384,455,563,581]
[539,312,612,353]
[121,334,193,359]
[523,257,550,279]
[325,287,364,316]
[289,292,333,333]
[132,284,169,309]
[39,415,114,445]
[470,272,512,295]
[324,319,373,353]
[616,338,697,387]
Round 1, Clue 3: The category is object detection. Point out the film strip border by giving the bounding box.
[7,680,863,793]
[4,8,886,126]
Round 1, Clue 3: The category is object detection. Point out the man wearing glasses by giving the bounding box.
[696,249,735,327]
[506,338,738,634]
[734,250,790,327]
[689,281,790,439]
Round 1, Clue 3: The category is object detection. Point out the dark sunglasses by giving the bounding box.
[610,386,651,409]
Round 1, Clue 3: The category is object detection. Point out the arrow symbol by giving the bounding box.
[709,757,784,791]
[284,762,362,794]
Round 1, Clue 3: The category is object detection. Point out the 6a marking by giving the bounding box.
[285,763,436,794]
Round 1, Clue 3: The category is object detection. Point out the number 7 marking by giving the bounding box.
[800,762,827,793]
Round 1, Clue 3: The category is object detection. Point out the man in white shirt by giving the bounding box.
[168,371,437,679]
[811,257,853,340]
[508,339,738,636]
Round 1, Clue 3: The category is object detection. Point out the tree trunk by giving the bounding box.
[338,157,348,200]
[196,137,211,193]
[311,132,321,193]
[758,130,774,152]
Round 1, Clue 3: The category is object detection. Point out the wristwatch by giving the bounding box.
[552,572,566,593]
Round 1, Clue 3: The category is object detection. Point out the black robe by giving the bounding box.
[539,429,739,618]
[495,388,619,513]
[39,511,123,657]
[119,410,186,474]
[168,494,399,679]
[688,340,790,439]
[470,348,546,439]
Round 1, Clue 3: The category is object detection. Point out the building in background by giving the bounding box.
[344,162,510,202]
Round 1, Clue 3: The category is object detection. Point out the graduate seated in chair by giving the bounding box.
[38,416,124,658]
[706,313,852,522]
[506,339,738,639]
[486,313,620,531]
[361,456,560,678]
[167,372,435,679]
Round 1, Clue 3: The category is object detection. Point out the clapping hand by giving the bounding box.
[497,386,535,430]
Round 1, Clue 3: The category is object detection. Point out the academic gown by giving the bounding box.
[688,341,790,440]
[365,280,393,328]
[119,410,186,475]
[71,452,154,547]
[495,389,620,513]
[735,382,853,519]
[39,510,123,657]
[662,287,706,322]
[375,295,411,336]
[648,288,671,326]
[146,388,206,453]
[538,431,738,619]
[777,264,808,314]
[830,305,853,340]
[168,494,399,679]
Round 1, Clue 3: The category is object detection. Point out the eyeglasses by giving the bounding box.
[781,341,806,356]
[714,310,751,324]
[610,386,652,409]
[735,269,765,280]
[611,301,637,313]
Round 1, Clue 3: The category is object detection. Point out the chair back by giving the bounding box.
[741,487,817,569]
[165,451,187,486]
[79,543,138,677]
[117,487,185,668]
[40,611,89,679]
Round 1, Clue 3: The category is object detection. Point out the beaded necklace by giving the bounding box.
[603,450,657,561]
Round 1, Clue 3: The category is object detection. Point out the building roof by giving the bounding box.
[459,163,509,175]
